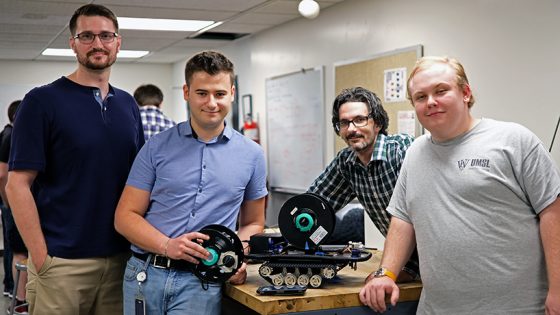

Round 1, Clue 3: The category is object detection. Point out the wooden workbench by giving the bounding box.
[223,251,422,315]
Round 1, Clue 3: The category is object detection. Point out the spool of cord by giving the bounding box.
[194,224,244,283]
[278,193,335,250]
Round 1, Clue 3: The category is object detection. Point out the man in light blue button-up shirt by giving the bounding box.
[115,51,268,315]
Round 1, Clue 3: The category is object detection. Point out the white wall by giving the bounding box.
[5,0,556,228]
[0,60,175,126]
[173,0,560,166]
[170,0,560,228]
[5,0,557,162]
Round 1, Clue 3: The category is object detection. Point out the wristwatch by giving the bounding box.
[373,267,397,282]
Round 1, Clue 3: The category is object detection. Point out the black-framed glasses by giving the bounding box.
[335,114,371,131]
[73,32,118,44]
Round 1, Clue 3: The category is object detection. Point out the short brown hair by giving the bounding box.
[134,84,164,107]
[69,4,119,36]
[184,51,235,87]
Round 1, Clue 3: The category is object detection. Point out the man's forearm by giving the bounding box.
[238,223,264,241]
[6,182,47,259]
[238,222,264,255]
[377,216,416,278]
[116,209,169,255]
[237,197,266,254]
[114,186,168,255]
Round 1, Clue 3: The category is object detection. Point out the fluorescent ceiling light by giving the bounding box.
[42,48,149,58]
[41,48,75,57]
[116,50,150,58]
[118,17,214,32]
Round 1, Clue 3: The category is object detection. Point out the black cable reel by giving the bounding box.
[278,193,336,251]
[194,224,244,283]
[248,193,371,288]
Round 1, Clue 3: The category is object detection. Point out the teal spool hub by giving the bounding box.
[202,248,219,266]
[295,213,314,232]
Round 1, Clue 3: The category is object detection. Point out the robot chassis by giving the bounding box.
[247,193,371,288]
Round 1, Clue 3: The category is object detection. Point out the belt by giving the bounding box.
[132,252,194,271]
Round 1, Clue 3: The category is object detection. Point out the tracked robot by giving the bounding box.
[247,193,371,288]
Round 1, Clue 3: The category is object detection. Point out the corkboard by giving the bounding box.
[333,45,423,152]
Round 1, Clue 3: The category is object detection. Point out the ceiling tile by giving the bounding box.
[0,0,347,64]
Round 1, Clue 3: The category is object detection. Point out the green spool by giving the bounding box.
[295,213,314,232]
[202,248,219,266]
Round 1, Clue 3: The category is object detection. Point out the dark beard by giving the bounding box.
[78,49,116,70]
[84,59,115,70]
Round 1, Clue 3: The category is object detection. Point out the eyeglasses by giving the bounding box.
[73,32,118,44]
[335,114,371,131]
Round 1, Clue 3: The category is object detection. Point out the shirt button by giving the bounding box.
[198,188,202,193]
[191,213,195,217]
[203,165,206,169]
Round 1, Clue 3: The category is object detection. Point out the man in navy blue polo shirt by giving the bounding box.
[6,4,144,315]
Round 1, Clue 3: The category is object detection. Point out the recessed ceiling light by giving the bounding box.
[118,17,215,32]
[298,0,320,19]
[42,48,149,58]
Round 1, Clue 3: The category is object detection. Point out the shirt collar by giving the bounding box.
[139,105,160,111]
[371,133,388,162]
[179,120,232,143]
[93,87,114,108]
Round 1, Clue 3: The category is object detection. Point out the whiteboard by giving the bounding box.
[266,67,325,193]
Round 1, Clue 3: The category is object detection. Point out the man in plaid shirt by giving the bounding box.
[308,86,419,281]
[134,84,176,141]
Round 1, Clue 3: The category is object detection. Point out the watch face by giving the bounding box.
[374,267,385,277]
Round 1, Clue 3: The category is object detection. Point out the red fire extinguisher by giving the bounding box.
[242,95,260,143]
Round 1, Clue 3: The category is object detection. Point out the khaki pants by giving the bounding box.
[27,252,129,315]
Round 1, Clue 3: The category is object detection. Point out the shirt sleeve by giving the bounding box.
[126,141,156,192]
[9,92,48,172]
[243,146,268,201]
[307,150,356,212]
[516,128,560,214]
[386,154,412,223]
[133,102,146,152]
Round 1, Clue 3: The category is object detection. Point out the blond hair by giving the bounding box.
[407,56,475,108]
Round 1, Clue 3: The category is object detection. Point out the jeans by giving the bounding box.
[123,256,222,315]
